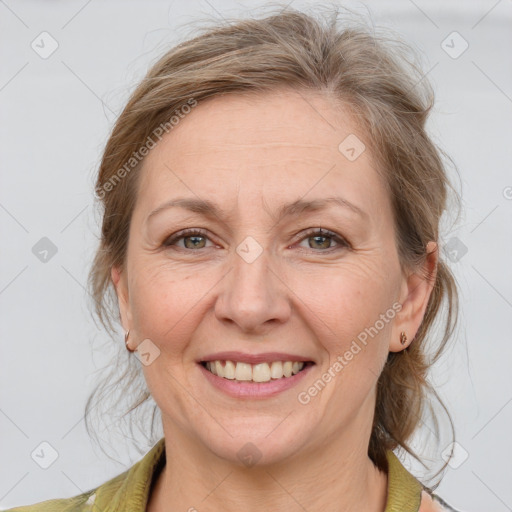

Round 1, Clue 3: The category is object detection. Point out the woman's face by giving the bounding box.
[112,89,435,466]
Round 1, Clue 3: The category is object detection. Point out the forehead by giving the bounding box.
[135,88,390,222]
[155,88,361,153]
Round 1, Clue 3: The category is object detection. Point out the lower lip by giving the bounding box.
[198,363,314,399]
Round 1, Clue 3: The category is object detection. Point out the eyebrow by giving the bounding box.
[146,196,368,224]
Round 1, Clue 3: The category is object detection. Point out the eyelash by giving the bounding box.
[163,227,350,253]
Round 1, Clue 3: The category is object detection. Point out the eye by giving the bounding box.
[295,228,350,252]
[163,228,215,250]
[162,227,350,252]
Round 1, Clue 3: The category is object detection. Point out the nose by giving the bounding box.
[214,243,291,334]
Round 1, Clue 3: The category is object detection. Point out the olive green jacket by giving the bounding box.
[5,439,459,512]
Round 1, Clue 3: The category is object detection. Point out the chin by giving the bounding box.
[197,416,313,468]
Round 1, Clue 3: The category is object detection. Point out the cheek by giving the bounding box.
[298,262,396,419]
[128,261,211,355]
[292,260,399,409]
[298,257,398,343]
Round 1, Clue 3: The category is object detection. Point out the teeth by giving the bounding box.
[205,360,306,382]
[270,361,283,379]
[252,363,271,383]
[235,362,252,381]
[223,360,236,379]
[283,361,293,377]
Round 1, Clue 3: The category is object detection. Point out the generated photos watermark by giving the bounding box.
[297,301,402,405]
[95,98,198,199]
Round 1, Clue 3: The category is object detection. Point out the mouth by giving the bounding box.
[199,359,315,383]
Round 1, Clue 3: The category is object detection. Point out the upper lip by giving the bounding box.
[199,351,314,365]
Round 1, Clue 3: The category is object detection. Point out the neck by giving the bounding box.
[148,425,388,512]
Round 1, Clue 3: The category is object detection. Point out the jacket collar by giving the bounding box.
[385,449,423,511]
[93,438,423,511]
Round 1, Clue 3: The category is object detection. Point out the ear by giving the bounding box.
[111,265,132,332]
[390,241,438,352]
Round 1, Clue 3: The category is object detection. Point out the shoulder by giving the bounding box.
[2,469,129,512]
[3,470,128,512]
[3,491,97,512]
[3,440,165,511]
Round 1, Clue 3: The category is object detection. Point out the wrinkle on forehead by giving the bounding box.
[180,142,341,153]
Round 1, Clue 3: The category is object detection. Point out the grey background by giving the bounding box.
[1,0,511,510]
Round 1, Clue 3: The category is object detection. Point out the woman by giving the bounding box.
[8,7,463,511]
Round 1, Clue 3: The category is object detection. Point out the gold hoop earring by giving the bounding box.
[400,331,407,345]
[125,330,135,352]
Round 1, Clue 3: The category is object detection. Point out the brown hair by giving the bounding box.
[86,5,461,483]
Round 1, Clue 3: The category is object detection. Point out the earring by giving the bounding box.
[125,330,135,352]
[400,331,407,345]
